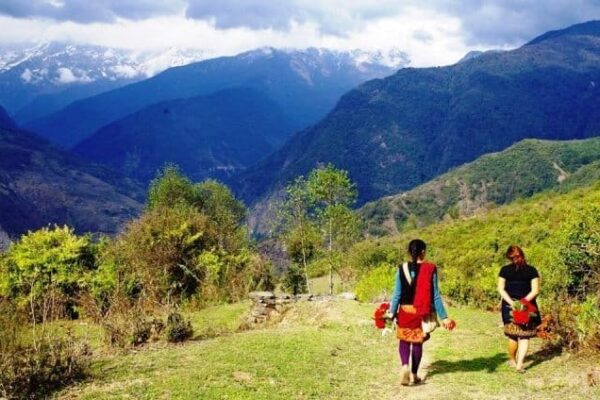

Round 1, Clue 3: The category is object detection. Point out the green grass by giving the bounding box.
[56,302,600,399]
[423,307,600,399]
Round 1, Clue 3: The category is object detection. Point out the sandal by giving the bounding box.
[401,366,410,386]
[516,368,526,374]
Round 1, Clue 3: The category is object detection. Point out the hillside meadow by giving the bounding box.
[54,300,600,400]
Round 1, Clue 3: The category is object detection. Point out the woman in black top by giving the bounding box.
[497,245,541,373]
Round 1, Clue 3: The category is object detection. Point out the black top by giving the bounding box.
[399,262,420,305]
[499,263,541,326]
[499,264,539,299]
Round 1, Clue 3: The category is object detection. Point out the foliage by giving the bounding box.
[165,312,194,343]
[359,137,600,236]
[351,180,600,349]
[559,205,600,298]
[146,164,198,211]
[574,296,600,350]
[0,225,96,323]
[276,165,360,294]
[281,264,307,295]
[111,204,216,304]
[353,263,396,302]
[0,334,89,399]
[195,179,248,250]
[0,298,89,399]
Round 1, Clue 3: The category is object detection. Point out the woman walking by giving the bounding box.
[497,245,541,373]
[389,239,454,386]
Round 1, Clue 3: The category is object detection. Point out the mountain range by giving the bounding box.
[360,137,600,236]
[0,105,143,239]
[0,42,206,124]
[26,47,408,149]
[234,20,600,208]
[73,88,293,183]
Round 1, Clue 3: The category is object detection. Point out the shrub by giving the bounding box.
[0,335,89,399]
[281,264,307,295]
[0,300,89,400]
[97,294,155,348]
[0,226,96,322]
[354,263,396,302]
[165,312,194,343]
[575,296,600,350]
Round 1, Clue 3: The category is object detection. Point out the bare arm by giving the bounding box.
[497,277,514,304]
[524,277,540,302]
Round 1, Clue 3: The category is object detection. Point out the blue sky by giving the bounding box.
[1,0,599,66]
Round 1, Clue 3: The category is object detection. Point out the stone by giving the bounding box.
[338,292,357,300]
[249,291,275,300]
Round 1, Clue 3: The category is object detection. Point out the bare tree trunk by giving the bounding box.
[300,218,311,294]
[328,217,333,295]
[29,282,37,351]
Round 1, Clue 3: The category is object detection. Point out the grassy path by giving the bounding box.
[57,301,599,399]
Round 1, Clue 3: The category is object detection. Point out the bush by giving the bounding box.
[0,297,90,399]
[0,326,89,399]
[354,263,396,302]
[103,307,156,348]
[0,226,97,322]
[575,296,600,350]
[165,312,194,343]
[281,264,307,295]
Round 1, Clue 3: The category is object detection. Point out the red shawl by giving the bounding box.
[413,262,436,316]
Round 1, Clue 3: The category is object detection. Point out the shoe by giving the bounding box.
[412,373,422,385]
[401,366,410,386]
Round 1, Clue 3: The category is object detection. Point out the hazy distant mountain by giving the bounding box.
[234,20,600,207]
[360,137,600,236]
[26,47,408,149]
[0,105,143,237]
[0,42,206,123]
[74,88,293,183]
[0,104,16,130]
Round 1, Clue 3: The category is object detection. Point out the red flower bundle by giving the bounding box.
[373,302,390,329]
[511,298,537,325]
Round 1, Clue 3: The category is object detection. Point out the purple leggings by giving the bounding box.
[399,340,423,374]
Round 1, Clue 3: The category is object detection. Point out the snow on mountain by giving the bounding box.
[0,42,207,86]
[0,42,207,120]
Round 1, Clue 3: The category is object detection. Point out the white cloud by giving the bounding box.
[2,1,600,68]
[20,68,32,82]
[111,64,139,79]
[55,67,93,84]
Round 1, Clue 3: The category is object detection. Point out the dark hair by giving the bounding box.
[408,239,427,265]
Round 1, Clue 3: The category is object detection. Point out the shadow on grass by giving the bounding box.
[526,345,562,369]
[427,353,508,377]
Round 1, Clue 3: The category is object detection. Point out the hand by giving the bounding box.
[384,310,394,320]
[442,318,456,330]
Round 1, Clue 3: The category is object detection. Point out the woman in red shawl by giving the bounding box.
[389,239,454,385]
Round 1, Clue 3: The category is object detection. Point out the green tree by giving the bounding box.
[146,164,197,210]
[195,179,247,251]
[279,177,320,293]
[306,164,360,294]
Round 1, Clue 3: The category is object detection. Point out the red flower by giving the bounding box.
[373,302,391,329]
[512,310,530,325]
[511,298,537,325]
